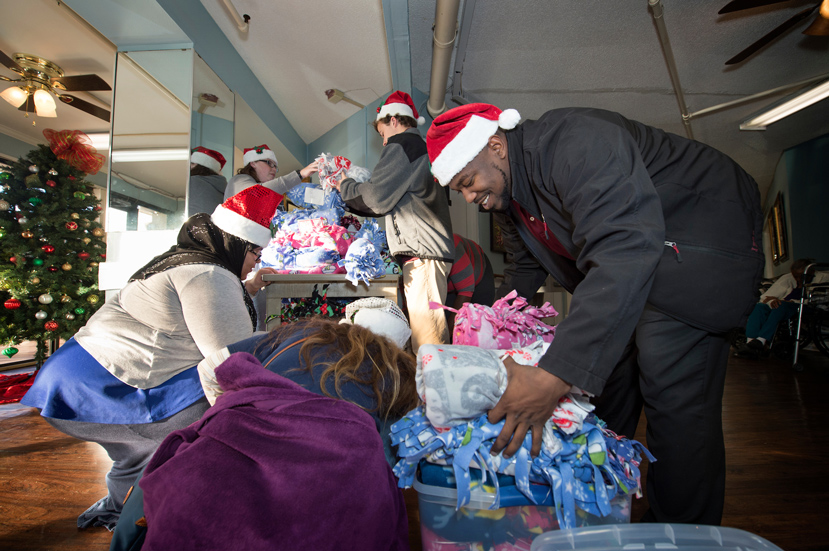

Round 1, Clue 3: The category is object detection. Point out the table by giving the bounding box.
[262,274,401,330]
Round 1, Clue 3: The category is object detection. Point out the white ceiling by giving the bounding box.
[1,0,828,204]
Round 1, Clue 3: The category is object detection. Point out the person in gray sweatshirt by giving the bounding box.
[334,91,454,351]
[187,146,228,217]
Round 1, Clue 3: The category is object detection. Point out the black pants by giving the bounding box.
[592,304,729,525]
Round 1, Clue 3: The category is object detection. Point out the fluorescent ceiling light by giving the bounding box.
[111,149,189,162]
[741,79,829,131]
[86,133,110,151]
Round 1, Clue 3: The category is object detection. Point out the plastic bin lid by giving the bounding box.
[530,524,784,551]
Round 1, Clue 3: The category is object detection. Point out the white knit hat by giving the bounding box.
[243,144,278,169]
[211,185,282,247]
[426,103,521,186]
[339,297,412,349]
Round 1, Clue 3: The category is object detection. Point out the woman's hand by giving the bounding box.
[244,267,278,296]
[488,356,572,458]
[299,160,320,179]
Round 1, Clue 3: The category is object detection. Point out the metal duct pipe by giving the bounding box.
[427,0,461,119]
[648,0,693,139]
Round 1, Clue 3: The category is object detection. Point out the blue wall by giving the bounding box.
[784,133,829,264]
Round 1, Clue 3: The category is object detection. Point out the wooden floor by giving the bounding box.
[1,349,827,551]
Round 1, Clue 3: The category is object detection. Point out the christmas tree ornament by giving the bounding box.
[38,294,53,304]
[60,295,71,302]
[92,228,104,237]
[87,294,99,304]
[71,213,80,219]
[99,253,106,259]
[29,164,38,173]
[0,280,9,290]
[61,263,72,271]
[48,168,58,176]
[94,205,102,212]
[48,266,58,272]
[2,347,19,358]
[0,230,5,239]
[44,320,59,331]
[41,244,54,253]
[81,219,90,228]
[4,298,22,309]
[0,172,10,181]
[28,197,43,206]
[65,221,78,231]
[0,199,10,210]
[32,258,44,267]
[69,176,76,180]
[35,310,48,320]
[65,313,75,320]
[21,230,34,238]
[73,191,86,199]
[30,277,40,284]
[9,256,22,264]
[82,237,91,244]
[46,180,57,187]
[89,261,98,267]
[74,307,85,315]
[78,252,90,260]
[18,216,28,225]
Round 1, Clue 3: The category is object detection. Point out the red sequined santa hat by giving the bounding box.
[243,144,278,169]
[426,103,521,187]
[211,186,282,247]
[190,146,227,173]
[376,91,426,126]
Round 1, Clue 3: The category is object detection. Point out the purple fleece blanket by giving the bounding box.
[140,352,409,550]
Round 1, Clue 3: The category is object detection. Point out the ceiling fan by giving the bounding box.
[0,50,111,122]
[720,0,829,65]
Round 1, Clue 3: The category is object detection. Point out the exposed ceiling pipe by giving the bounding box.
[220,0,250,33]
[451,0,478,106]
[427,0,461,119]
[648,0,693,140]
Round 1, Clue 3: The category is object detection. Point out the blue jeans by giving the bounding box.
[745,302,799,341]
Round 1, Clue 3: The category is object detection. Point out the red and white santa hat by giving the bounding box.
[190,146,227,173]
[211,185,282,247]
[376,91,426,126]
[243,144,278,169]
[426,103,521,187]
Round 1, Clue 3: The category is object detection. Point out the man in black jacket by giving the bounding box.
[426,103,764,525]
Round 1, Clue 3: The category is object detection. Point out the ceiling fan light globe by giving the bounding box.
[1,86,28,108]
[33,89,56,112]
[36,106,58,118]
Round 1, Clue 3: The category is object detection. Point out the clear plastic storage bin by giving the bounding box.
[530,523,784,551]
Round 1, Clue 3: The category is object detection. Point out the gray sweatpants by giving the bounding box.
[45,398,210,511]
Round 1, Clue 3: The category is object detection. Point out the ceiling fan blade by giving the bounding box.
[18,94,35,114]
[51,74,111,92]
[726,5,819,64]
[719,0,793,15]
[0,49,24,74]
[58,94,111,122]
[803,0,829,34]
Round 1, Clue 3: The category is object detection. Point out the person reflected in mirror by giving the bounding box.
[20,186,282,532]
[332,91,454,351]
[187,146,228,217]
[224,144,319,200]
[444,233,495,331]
[738,258,829,357]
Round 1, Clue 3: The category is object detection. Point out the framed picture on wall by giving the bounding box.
[490,213,507,254]
[767,192,789,265]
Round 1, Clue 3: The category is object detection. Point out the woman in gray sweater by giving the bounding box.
[22,186,282,531]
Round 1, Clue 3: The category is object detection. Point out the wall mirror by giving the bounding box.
[107,49,193,232]
[188,54,234,216]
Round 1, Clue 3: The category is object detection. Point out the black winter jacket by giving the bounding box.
[497,108,764,394]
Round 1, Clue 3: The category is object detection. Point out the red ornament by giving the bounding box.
[100,253,106,259]
[46,180,57,187]
[48,266,58,272]
[69,176,76,180]
[44,320,59,331]
[94,205,102,211]
[65,221,78,231]
[9,256,23,264]
[4,298,21,310]
[42,245,55,253]
[78,252,91,260]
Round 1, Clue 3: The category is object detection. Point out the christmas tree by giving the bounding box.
[0,130,107,364]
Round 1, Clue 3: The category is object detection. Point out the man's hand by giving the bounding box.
[488,356,571,458]
[763,296,782,309]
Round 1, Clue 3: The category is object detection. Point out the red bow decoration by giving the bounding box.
[42,129,105,175]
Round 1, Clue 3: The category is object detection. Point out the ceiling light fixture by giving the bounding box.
[111,149,190,163]
[325,89,365,109]
[740,78,829,130]
[0,86,28,107]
